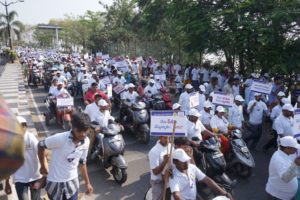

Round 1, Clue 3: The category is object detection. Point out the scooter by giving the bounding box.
[44,93,73,130]
[119,100,150,144]
[225,129,255,178]
[195,137,234,196]
[90,121,128,185]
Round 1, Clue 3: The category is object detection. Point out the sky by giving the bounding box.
[0,0,113,25]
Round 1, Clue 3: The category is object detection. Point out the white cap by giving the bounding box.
[254,92,261,96]
[98,99,109,107]
[128,83,135,88]
[148,79,155,84]
[92,71,97,75]
[277,91,285,97]
[155,76,160,80]
[199,85,206,92]
[80,67,86,71]
[263,73,270,78]
[250,73,256,78]
[212,196,230,200]
[279,136,300,149]
[57,81,64,85]
[235,95,244,102]
[185,84,193,89]
[16,116,27,124]
[204,101,212,108]
[282,104,294,112]
[124,84,129,90]
[203,82,209,87]
[149,74,154,78]
[56,71,61,74]
[172,103,181,110]
[216,106,225,113]
[173,149,191,163]
[188,108,201,117]
[209,92,214,97]
[117,71,122,75]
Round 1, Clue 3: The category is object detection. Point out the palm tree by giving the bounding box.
[0,10,24,48]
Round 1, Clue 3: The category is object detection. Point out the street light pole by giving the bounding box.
[0,0,24,49]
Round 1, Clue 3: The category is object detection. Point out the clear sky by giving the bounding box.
[0,0,113,25]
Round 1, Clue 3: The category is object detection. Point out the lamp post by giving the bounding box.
[0,0,24,49]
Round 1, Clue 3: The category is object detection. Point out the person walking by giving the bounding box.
[38,112,93,200]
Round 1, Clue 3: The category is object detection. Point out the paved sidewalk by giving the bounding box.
[0,63,37,200]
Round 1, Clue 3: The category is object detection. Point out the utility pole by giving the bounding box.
[0,0,24,49]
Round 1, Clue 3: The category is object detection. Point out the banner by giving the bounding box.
[113,84,125,94]
[212,92,234,107]
[150,110,187,136]
[293,109,300,138]
[189,92,199,108]
[250,80,273,95]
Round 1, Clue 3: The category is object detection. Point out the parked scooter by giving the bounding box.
[119,101,150,144]
[90,121,128,185]
[194,137,234,196]
[225,129,255,178]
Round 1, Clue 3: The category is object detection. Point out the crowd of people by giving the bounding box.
[4,49,300,200]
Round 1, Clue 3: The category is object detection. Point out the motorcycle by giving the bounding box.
[44,93,73,130]
[119,100,150,144]
[194,137,234,197]
[90,121,128,185]
[225,129,255,178]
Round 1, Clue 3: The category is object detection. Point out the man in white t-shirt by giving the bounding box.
[169,149,232,200]
[148,136,171,200]
[178,84,194,113]
[197,85,206,111]
[5,116,43,200]
[84,94,102,122]
[191,66,200,89]
[274,104,294,138]
[200,101,213,129]
[228,95,244,129]
[266,136,300,200]
[38,112,93,200]
[245,92,269,149]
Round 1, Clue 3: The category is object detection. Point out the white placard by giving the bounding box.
[293,109,300,138]
[150,111,187,136]
[113,84,125,94]
[190,92,199,108]
[102,54,109,60]
[107,84,113,98]
[101,77,111,85]
[96,52,102,57]
[212,92,234,107]
[154,74,166,81]
[250,80,273,95]
[56,97,74,107]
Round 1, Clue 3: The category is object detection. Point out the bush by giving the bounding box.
[3,48,17,63]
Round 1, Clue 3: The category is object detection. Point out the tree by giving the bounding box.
[0,10,24,46]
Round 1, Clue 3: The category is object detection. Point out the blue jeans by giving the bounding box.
[15,181,41,200]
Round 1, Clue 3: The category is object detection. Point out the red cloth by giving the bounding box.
[219,134,230,154]
[84,89,109,104]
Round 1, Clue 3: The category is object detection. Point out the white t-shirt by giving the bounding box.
[191,68,199,81]
[112,76,126,85]
[200,110,212,126]
[121,91,139,104]
[148,141,172,181]
[175,75,183,89]
[13,131,42,183]
[144,85,159,98]
[274,114,294,137]
[84,102,100,122]
[187,120,206,143]
[96,110,111,128]
[266,150,298,200]
[210,115,229,134]
[178,92,191,113]
[52,88,69,97]
[44,131,90,182]
[169,164,206,200]
[202,68,209,83]
[247,100,268,125]
[197,93,206,111]
[228,103,244,128]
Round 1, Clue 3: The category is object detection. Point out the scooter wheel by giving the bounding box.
[235,163,252,178]
[112,166,127,185]
[140,131,150,144]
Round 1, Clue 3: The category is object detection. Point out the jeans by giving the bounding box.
[15,181,41,200]
[48,191,78,200]
[245,123,263,149]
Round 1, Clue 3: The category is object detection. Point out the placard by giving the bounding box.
[56,97,74,107]
[150,111,187,136]
[154,74,166,81]
[190,92,199,108]
[250,80,273,95]
[113,84,125,94]
[293,109,300,138]
[101,77,111,85]
[107,84,113,98]
[212,92,234,107]
[102,54,109,60]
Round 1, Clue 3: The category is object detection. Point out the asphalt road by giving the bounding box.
[27,85,275,200]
